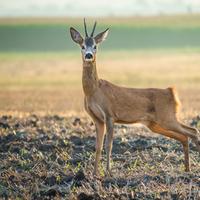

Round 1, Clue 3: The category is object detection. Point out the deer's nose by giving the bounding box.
[85,53,93,59]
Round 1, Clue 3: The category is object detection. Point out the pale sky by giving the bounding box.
[0,0,200,17]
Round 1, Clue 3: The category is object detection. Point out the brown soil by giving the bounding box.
[0,114,200,199]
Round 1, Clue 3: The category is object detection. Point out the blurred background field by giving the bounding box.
[0,15,200,118]
[1,15,200,52]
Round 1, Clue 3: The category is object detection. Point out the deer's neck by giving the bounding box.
[82,59,99,96]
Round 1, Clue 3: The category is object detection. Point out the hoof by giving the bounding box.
[105,170,113,177]
[185,168,190,173]
[92,170,98,177]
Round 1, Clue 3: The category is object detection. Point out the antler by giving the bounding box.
[90,21,97,37]
[84,18,89,37]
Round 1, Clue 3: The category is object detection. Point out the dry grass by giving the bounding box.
[1,49,200,89]
[0,49,200,118]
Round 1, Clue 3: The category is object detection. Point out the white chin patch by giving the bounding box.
[85,58,93,62]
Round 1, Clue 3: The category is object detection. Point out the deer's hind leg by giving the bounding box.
[158,118,200,156]
[178,122,200,156]
[148,124,190,172]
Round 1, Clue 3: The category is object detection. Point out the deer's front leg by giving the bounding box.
[105,117,114,173]
[93,121,105,175]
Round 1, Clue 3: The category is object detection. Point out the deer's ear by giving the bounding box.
[70,27,84,45]
[94,28,109,44]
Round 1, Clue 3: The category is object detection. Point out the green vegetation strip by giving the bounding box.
[0,15,200,52]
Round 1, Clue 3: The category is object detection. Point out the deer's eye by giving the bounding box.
[94,45,97,50]
[81,45,85,50]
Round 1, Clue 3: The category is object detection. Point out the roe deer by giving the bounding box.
[70,19,200,175]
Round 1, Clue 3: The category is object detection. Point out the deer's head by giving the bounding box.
[70,19,109,62]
